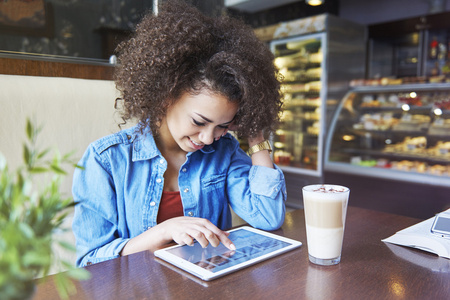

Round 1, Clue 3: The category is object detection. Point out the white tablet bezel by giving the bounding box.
[154,226,302,281]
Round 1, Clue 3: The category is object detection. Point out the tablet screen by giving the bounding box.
[156,226,302,280]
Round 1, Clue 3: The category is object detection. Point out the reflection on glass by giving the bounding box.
[0,0,151,61]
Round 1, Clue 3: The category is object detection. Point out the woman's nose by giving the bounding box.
[198,128,215,145]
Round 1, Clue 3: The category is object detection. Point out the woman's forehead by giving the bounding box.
[177,90,238,122]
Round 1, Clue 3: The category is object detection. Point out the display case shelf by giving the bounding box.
[340,147,450,163]
[358,106,435,114]
[348,128,450,140]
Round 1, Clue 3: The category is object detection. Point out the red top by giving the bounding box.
[157,191,184,224]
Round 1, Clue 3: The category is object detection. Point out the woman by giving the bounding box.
[72,0,286,267]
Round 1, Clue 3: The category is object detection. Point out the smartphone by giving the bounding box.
[430,211,450,238]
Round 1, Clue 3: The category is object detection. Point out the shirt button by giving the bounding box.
[183,188,189,193]
[147,227,151,230]
[150,201,156,206]
[188,212,194,217]
[160,159,164,164]
[182,168,187,172]
[156,178,162,183]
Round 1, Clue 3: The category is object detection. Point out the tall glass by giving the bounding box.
[302,184,350,265]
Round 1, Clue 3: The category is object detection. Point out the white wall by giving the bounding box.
[0,75,124,195]
[0,75,126,273]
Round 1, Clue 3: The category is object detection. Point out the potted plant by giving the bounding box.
[0,119,90,299]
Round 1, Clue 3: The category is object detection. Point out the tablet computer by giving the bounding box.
[154,226,302,281]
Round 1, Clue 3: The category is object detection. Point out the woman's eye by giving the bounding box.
[218,125,229,129]
[193,119,205,126]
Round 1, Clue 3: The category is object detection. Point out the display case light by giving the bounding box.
[306,0,324,6]
[401,104,411,111]
[274,142,285,148]
[434,108,443,116]
[342,135,355,142]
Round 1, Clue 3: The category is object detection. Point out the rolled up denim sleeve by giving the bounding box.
[227,144,287,231]
[72,145,129,267]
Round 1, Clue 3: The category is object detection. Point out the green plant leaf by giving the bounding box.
[74,164,84,170]
[57,240,76,252]
[26,118,33,140]
[18,223,35,239]
[29,167,49,173]
[67,267,91,281]
[37,148,51,160]
[23,144,31,166]
[22,251,48,267]
[50,165,67,175]
[53,273,74,300]
[62,150,76,160]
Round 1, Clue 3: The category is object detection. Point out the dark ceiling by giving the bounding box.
[227,0,340,28]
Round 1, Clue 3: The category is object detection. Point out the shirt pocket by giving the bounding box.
[201,174,226,191]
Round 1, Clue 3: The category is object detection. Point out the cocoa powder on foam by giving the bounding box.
[313,185,346,193]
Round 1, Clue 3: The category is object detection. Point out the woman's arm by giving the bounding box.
[72,144,128,267]
[225,136,287,231]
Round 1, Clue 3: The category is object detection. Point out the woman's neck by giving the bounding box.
[155,119,185,155]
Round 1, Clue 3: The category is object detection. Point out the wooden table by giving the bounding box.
[34,207,450,299]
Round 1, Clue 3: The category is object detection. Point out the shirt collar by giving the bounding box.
[123,126,160,162]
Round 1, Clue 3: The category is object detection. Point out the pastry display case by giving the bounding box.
[325,84,450,187]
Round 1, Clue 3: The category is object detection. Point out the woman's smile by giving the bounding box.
[188,137,204,150]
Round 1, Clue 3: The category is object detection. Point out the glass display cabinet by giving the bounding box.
[325,83,450,187]
[271,33,325,177]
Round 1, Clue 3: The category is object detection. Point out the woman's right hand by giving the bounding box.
[120,217,235,256]
[159,217,235,249]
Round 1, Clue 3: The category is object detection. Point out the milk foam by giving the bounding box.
[303,184,349,201]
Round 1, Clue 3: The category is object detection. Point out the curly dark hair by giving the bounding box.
[114,0,282,138]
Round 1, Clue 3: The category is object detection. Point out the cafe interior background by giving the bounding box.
[1,0,449,273]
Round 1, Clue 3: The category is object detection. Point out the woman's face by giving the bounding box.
[163,89,238,152]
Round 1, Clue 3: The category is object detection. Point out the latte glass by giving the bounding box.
[302,184,350,266]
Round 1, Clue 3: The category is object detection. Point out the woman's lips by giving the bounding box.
[188,137,204,150]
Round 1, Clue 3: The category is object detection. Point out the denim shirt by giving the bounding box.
[72,125,287,267]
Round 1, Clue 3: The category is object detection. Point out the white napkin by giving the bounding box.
[382,210,450,259]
